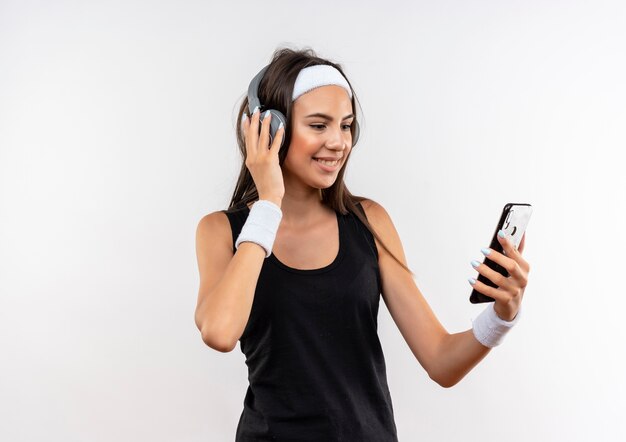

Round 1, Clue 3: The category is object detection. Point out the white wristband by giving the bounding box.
[471,303,521,348]
[234,200,283,258]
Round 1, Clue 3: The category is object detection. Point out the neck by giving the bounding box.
[278,188,330,227]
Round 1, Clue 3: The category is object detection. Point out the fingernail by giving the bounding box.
[481,248,491,256]
[252,106,259,115]
[264,110,271,118]
[471,260,481,268]
[278,122,284,129]
[498,230,506,239]
[242,113,247,122]
[468,277,476,285]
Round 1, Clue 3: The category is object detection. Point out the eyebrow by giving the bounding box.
[304,112,355,121]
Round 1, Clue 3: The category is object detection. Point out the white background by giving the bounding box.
[1,0,625,441]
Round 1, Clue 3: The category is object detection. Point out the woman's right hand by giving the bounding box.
[241,107,285,206]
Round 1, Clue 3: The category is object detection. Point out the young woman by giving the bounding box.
[194,47,530,441]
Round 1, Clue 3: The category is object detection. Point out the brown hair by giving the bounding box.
[227,46,414,276]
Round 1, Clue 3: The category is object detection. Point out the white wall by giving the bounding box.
[1,0,624,440]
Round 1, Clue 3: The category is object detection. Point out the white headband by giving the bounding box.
[292,65,353,102]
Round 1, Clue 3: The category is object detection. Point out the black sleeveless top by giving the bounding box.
[223,202,398,442]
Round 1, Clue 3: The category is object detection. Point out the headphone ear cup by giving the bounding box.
[267,109,287,148]
[352,119,360,147]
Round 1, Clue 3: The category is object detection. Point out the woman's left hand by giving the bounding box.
[470,232,530,321]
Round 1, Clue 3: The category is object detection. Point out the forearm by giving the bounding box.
[431,329,491,388]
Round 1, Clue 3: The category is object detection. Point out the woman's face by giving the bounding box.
[283,85,354,190]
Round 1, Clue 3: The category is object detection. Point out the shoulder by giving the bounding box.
[197,210,230,231]
[358,198,393,228]
[356,198,404,259]
[196,210,233,250]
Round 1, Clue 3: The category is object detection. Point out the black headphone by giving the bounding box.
[246,64,360,149]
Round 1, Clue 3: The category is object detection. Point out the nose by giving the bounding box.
[325,125,348,150]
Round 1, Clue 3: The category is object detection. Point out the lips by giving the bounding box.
[313,158,341,171]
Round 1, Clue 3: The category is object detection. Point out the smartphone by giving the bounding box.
[469,203,533,304]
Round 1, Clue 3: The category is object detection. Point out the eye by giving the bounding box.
[309,124,353,131]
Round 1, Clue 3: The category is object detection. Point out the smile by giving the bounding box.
[313,157,341,172]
